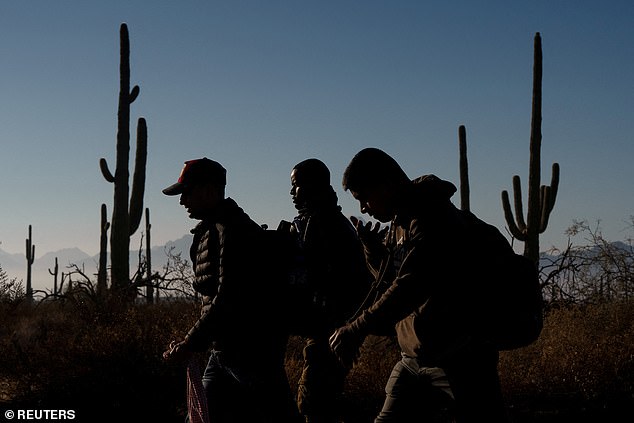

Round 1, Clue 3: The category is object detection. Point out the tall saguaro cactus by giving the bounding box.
[501,33,560,263]
[100,23,148,291]
[25,225,35,301]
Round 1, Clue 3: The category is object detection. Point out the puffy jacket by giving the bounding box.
[185,197,285,360]
[350,175,491,365]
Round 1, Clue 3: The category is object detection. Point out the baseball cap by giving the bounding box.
[162,157,226,196]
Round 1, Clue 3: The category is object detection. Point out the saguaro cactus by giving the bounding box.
[48,257,59,295]
[144,207,154,303]
[100,23,148,291]
[25,225,35,301]
[97,203,110,294]
[501,33,560,263]
[458,125,470,212]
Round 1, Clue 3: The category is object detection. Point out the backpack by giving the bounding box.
[467,213,544,351]
[259,224,316,336]
[483,250,544,350]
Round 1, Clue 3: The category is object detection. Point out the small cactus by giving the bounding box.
[145,208,154,303]
[25,225,35,301]
[97,204,110,294]
[48,257,59,295]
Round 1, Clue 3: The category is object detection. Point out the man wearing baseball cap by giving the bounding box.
[162,157,301,423]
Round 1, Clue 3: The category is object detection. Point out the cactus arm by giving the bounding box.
[129,117,147,235]
[546,162,559,213]
[538,162,560,233]
[512,175,528,233]
[100,158,115,183]
[130,85,140,103]
[501,190,525,240]
[48,257,58,276]
[538,186,552,233]
[26,225,35,265]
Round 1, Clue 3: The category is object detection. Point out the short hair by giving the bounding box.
[342,148,409,193]
[292,158,331,187]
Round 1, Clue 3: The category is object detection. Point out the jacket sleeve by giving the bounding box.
[350,222,439,335]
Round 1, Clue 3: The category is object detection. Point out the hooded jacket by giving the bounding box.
[350,175,490,365]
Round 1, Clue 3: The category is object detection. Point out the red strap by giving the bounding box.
[187,358,210,423]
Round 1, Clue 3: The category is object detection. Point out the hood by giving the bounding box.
[410,175,457,201]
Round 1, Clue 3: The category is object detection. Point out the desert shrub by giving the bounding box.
[499,300,634,416]
[0,298,199,422]
[2,298,632,422]
[0,265,23,304]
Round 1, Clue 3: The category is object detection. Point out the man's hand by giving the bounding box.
[350,216,388,246]
[329,324,366,369]
[163,340,193,363]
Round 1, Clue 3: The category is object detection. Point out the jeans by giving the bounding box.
[376,352,508,423]
[375,355,454,422]
[199,349,301,423]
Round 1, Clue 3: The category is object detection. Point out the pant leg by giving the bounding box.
[201,349,301,423]
[375,356,454,423]
[297,338,348,422]
[444,349,509,423]
[259,364,303,423]
[202,350,257,423]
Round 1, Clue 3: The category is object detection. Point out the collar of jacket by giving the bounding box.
[189,197,241,233]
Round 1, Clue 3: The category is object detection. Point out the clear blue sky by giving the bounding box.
[1,1,632,258]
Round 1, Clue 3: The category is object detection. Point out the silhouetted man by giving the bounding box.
[162,157,301,423]
[279,158,370,423]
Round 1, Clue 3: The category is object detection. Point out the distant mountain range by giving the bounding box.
[2,234,630,295]
[0,234,193,293]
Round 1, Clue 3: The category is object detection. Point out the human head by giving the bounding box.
[163,157,226,196]
[290,158,333,211]
[342,148,410,222]
[163,157,227,219]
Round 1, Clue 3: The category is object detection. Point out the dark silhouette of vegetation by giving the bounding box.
[540,219,634,306]
[1,219,633,422]
[0,264,23,303]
